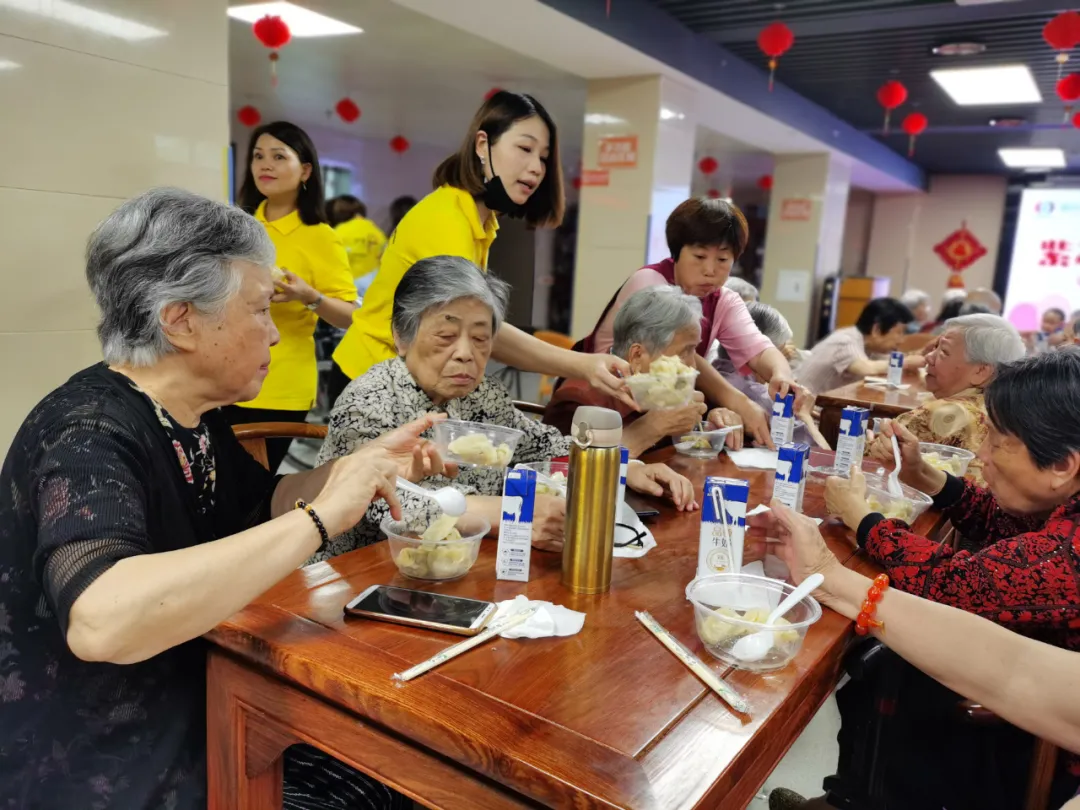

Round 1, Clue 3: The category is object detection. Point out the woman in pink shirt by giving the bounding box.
[581,197,798,446]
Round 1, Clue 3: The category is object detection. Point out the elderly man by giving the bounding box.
[0,188,441,809]
[866,314,1025,484]
[544,287,743,456]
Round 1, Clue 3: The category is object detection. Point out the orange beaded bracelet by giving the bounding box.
[854,573,889,636]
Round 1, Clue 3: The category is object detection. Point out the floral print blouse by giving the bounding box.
[312,358,571,560]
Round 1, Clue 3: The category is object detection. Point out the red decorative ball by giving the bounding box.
[877,80,908,111]
[757,174,773,191]
[485,87,503,101]
[1044,11,1080,51]
[236,105,261,127]
[253,14,291,50]
[1073,111,1080,129]
[698,156,718,175]
[706,189,721,199]
[335,98,360,123]
[390,135,410,154]
[757,21,794,58]
[1057,72,1080,103]
[902,112,928,136]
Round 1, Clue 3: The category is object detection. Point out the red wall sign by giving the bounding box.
[780,198,813,221]
[597,136,638,168]
[580,169,611,187]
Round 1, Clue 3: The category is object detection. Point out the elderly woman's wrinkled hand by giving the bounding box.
[626,463,699,511]
[706,407,743,450]
[879,419,923,471]
[313,449,401,537]
[366,413,458,483]
[825,466,872,532]
[748,501,842,603]
[531,495,566,552]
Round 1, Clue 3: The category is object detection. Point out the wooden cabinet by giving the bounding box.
[835,277,891,329]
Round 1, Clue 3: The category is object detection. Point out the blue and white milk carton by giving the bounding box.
[774,443,810,512]
[835,406,870,475]
[698,477,750,578]
[887,351,904,387]
[617,446,629,505]
[496,468,537,582]
[770,392,795,446]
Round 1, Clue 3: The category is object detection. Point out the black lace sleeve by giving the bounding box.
[30,417,153,636]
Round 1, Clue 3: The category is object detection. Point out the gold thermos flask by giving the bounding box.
[562,406,623,594]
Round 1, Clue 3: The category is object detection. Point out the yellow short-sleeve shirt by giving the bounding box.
[332,186,498,380]
[335,217,388,279]
[237,202,357,411]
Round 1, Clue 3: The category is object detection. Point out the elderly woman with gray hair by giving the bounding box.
[0,188,447,810]
[864,313,1026,485]
[544,287,744,456]
[317,256,698,558]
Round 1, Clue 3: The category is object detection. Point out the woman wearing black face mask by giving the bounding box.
[328,91,634,409]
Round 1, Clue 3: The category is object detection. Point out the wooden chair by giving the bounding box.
[899,332,936,354]
[513,400,546,417]
[232,422,328,471]
[533,330,574,403]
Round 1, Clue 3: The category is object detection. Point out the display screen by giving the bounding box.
[347,586,492,629]
[1004,188,1080,331]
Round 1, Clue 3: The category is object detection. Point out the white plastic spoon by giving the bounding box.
[887,435,904,497]
[396,478,466,517]
[732,573,825,663]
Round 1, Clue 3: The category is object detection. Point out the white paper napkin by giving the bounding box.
[864,376,911,390]
[746,503,824,525]
[725,447,780,470]
[492,594,585,639]
[613,501,657,558]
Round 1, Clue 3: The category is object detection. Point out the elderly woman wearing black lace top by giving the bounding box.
[0,188,445,810]
[316,255,698,559]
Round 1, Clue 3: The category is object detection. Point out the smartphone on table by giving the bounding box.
[344,584,497,636]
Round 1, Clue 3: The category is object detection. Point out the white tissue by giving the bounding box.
[725,447,780,470]
[492,595,585,639]
[613,501,657,558]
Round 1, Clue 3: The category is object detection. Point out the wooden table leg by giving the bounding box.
[818,405,843,448]
[207,650,296,810]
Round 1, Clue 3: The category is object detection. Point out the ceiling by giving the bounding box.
[648,0,1079,175]
[228,0,587,155]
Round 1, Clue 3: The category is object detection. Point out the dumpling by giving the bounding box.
[422,514,460,542]
[428,543,471,578]
[448,434,512,467]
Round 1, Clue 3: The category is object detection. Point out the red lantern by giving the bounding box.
[876,80,908,134]
[390,135,410,155]
[706,189,721,199]
[1073,110,1080,129]
[698,156,718,176]
[901,112,928,157]
[1057,72,1080,118]
[757,174,773,191]
[757,22,794,92]
[485,87,503,101]
[1044,11,1080,77]
[335,98,360,123]
[236,105,261,127]
[252,15,290,87]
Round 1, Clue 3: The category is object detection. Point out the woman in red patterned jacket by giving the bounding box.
[792,348,1080,810]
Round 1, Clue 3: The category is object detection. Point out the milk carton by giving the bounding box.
[887,351,904,387]
[617,447,629,504]
[770,392,795,446]
[698,477,749,578]
[496,468,537,582]
[835,406,870,475]
[774,443,810,512]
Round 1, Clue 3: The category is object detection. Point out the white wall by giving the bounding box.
[865,175,1007,308]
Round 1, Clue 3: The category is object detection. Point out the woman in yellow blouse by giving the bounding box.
[226,121,358,471]
[328,92,631,408]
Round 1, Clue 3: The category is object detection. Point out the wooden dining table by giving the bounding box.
[815,370,931,447]
[205,449,944,810]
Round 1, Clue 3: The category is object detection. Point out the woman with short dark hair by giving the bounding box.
[575,196,798,448]
[326,92,630,409]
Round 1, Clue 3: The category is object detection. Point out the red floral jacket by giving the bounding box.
[857,473,1080,653]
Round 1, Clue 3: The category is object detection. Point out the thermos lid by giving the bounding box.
[570,406,623,448]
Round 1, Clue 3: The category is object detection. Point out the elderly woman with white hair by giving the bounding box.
[0,188,448,810]
[900,288,932,333]
[865,313,1026,485]
[545,287,743,455]
[317,256,698,558]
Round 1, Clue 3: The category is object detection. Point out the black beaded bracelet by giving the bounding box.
[295,500,329,545]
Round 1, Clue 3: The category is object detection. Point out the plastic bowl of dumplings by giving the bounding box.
[624,367,699,411]
[382,513,490,581]
[674,422,731,459]
[860,474,934,525]
[432,420,524,469]
[685,573,821,672]
[919,443,975,477]
[516,460,569,496]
